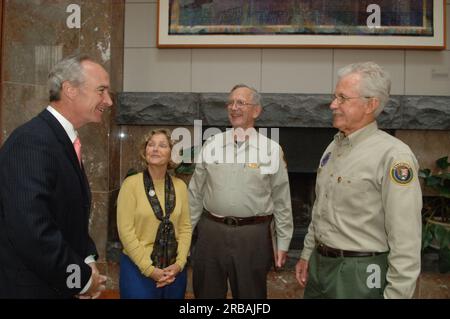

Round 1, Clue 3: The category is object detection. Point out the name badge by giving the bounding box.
[246,163,259,169]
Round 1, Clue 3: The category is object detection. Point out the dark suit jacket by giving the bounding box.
[0,109,98,298]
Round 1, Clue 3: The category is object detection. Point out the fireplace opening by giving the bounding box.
[288,172,316,249]
[279,127,337,250]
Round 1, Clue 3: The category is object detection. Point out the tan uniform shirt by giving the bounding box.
[301,122,422,299]
[188,129,294,251]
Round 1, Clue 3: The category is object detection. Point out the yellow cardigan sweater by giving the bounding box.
[117,172,192,277]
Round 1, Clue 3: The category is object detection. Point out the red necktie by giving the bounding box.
[73,137,82,166]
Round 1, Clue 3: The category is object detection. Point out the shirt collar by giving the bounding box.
[223,128,259,150]
[334,121,378,148]
[46,105,78,143]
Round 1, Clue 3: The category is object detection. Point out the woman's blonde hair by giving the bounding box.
[139,128,178,170]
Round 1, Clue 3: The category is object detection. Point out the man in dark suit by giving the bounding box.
[0,54,112,298]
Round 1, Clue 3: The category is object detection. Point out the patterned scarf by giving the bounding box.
[143,170,178,269]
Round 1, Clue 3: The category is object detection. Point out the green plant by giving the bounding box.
[174,146,197,175]
[419,156,450,273]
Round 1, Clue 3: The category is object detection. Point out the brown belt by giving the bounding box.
[204,210,272,227]
[316,242,387,258]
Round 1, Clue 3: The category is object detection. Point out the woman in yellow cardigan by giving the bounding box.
[117,129,192,299]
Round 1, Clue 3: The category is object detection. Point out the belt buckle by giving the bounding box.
[223,216,239,226]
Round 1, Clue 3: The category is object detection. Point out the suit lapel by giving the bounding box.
[80,162,92,204]
[38,110,91,202]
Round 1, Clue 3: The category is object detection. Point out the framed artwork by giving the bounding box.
[157,0,446,49]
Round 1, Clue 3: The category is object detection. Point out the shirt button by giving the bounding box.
[338,177,342,183]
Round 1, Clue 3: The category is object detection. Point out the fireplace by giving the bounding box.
[279,127,337,249]
[288,172,316,249]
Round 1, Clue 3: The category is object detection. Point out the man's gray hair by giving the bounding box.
[337,61,391,117]
[230,84,262,107]
[48,54,92,102]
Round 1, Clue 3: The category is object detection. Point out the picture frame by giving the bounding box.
[157,0,446,49]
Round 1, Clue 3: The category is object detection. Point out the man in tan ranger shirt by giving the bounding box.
[189,84,293,298]
[295,62,422,299]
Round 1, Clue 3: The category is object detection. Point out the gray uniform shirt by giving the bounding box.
[188,130,294,251]
[301,122,422,299]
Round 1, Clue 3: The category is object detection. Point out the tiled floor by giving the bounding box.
[97,251,450,299]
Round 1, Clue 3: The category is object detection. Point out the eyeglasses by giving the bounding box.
[332,94,372,105]
[226,99,256,108]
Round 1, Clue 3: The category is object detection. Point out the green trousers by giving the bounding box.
[304,249,388,299]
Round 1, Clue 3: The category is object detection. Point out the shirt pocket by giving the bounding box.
[206,163,227,190]
[341,175,371,192]
[333,174,372,213]
[243,164,269,196]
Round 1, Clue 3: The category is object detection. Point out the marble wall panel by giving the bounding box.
[90,191,109,261]
[79,112,111,192]
[109,97,121,191]
[79,0,113,68]
[1,83,48,140]
[107,189,120,245]
[3,0,78,85]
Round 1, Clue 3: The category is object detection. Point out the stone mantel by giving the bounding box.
[117,93,450,130]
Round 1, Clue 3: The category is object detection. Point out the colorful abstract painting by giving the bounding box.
[169,0,434,36]
[158,0,445,48]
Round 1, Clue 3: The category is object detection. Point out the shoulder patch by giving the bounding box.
[390,162,414,185]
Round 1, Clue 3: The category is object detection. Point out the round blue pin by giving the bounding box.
[320,152,331,167]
